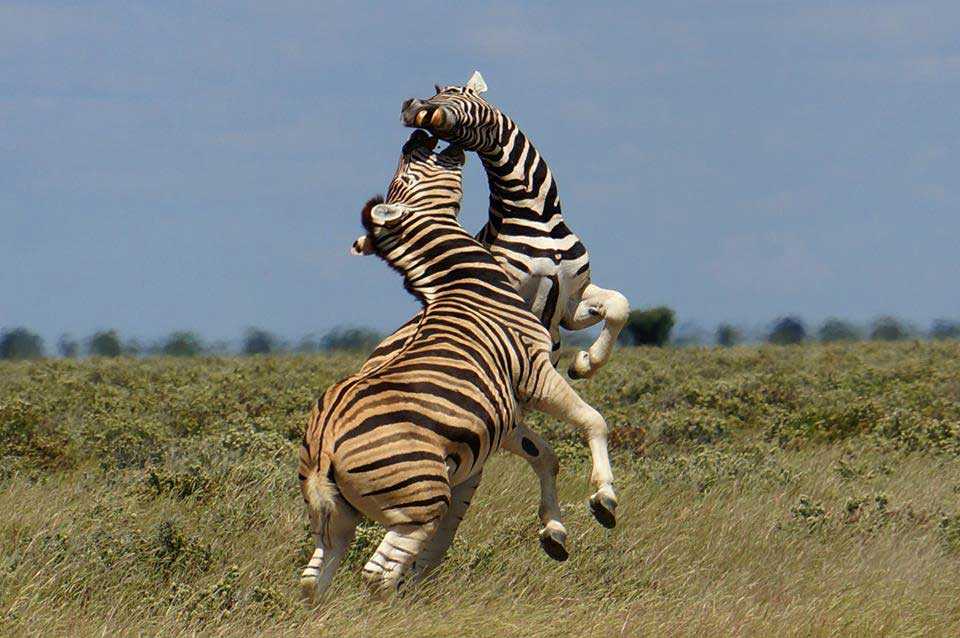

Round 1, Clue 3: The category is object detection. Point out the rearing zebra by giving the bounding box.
[300,130,617,600]
[399,72,630,380]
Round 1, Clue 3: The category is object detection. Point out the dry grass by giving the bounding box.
[2,344,959,636]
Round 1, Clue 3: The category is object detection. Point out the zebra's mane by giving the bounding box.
[361,194,385,217]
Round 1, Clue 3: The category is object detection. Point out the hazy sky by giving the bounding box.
[2,1,958,344]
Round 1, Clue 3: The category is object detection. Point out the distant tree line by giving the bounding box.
[2,314,959,360]
[0,325,385,360]
[617,311,958,349]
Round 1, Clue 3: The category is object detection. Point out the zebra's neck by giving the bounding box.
[477,117,563,227]
[378,218,518,307]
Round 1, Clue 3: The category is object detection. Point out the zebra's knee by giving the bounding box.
[603,290,630,329]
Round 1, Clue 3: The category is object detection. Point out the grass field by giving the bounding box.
[2,343,959,636]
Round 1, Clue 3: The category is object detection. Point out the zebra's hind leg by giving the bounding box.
[300,496,360,604]
[409,472,482,582]
[361,517,443,597]
[562,283,630,380]
[502,424,568,561]
[527,365,618,529]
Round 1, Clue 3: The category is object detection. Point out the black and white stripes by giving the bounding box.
[299,130,618,600]
[401,72,630,380]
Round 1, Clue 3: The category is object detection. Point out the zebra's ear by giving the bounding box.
[466,70,487,94]
[369,203,407,228]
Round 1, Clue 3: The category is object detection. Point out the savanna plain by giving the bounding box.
[2,342,959,637]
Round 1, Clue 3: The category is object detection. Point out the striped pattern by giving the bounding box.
[401,72,630,379]
[298,130,615,599]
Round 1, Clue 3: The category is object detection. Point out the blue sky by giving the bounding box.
[2,1,958,344]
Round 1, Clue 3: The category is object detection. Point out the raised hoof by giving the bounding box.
[539,527,569,562]
[589,493,617,529]
[567,351,595,380]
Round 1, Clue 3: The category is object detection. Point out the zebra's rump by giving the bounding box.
[321,337,520,527]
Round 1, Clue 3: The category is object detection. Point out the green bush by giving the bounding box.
[321,326,383,352]
[88,330,122,357]
[870,316,909,341]
[162,332,205,357]
[931,319,960,341]
[58,334,79,358]
[715,324,741,347]
[0,327,44,359]
[768,316,806,345]
[818,318,861,342]
[243,328,281,355]
[622,306,675,347]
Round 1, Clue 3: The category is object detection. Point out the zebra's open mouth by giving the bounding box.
[400,98,454,132]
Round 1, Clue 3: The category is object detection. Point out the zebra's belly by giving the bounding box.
[511,256,592,333]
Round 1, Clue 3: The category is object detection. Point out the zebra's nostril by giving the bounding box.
[402,98,415,111]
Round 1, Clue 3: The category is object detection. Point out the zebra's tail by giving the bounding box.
[299,422,339,601]
[299,417,337,538]
[303,451,336,525]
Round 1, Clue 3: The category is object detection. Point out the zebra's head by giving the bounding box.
[352,129,465,257]
[400,71,501,153]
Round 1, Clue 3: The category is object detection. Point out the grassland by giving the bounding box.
[2,343,959,636]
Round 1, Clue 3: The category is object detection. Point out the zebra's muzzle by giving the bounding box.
[401,100,453,132]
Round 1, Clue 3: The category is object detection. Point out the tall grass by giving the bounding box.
[1,343,959,636]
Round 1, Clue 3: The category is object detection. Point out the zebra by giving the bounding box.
[398,71,630,381]
[300,129,617,600]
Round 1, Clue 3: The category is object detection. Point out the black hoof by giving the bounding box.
[589,494,617,529]
[539,528,569,562]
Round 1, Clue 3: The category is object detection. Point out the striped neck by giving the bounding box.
[476,116,563,225]
[375,213,515,306]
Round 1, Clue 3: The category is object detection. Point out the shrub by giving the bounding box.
[123,339,143,356]
[321,326,383,352]
[870,316,908,341]
[161,332,204,357]
[296,334,322,353]
[672,322,706,347]
[768,316,806,345]
[243,328,280,355]
[931,319,960,341]
[622,307,675,347]
[715,324,741,347]
[0,327,44,359]
[818,318,860,343]
[88,330,122,357]
[57,334,79,358]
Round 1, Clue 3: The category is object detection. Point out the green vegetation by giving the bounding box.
[87,329,123,357]
[243,328,282,355]
[818,317,861,343]
[715,323,741,347]
[768,316,806,344]
[1,343,960,636]
[0,327,44,360]
[622,306,675,346]
[160,331,205,357]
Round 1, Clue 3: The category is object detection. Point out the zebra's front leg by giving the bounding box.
[409,472,482,582]
[300,496,360,605]
[502,424,568,561]
[562,283,630,380]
